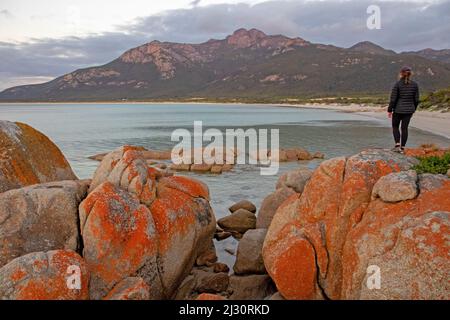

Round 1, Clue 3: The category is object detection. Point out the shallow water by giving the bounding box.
[1,103,448,267]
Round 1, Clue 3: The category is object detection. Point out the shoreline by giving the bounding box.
[1,101,449,139]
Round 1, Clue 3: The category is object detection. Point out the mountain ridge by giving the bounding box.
[1,28,450,102]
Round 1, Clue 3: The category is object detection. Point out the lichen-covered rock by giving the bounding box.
[81,147,216,300]
[151,177,215,297]
[371,170,418,202]
[218,209,256,233]
[89,148,162,205]
[88,145,146,193]
[0,250,89,300]
[341,174,450,299]
[256,187,296,229]
[103,277,150,300]
[234,229,267,275]
[263,150,423,300]
[0,180,89,267]
[79,182,161,300]
[0,120,77,193]
[105,149,159,205]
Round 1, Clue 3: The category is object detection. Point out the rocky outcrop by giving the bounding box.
[88,145,147,193]
[103,277,150,300]
[79,181,161,300]
[262,149,450,300]
[341,174,450,300]
[0,250,89,300]
[0,120,77,193]
[80,146,216,299]
[0,180,89,268]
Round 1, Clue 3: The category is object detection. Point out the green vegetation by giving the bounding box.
[419,87,450,112]
[413,152,450,174]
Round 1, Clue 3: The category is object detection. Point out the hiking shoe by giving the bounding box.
[391,146,401,153]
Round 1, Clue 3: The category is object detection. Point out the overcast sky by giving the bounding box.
[0,0,449,90]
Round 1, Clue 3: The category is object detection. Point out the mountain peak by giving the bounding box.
[349,41,396,55]
[226,28,267,47]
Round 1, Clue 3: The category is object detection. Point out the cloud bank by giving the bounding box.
[1,0,449,90]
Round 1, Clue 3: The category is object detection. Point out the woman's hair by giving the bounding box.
[399,66,412,84]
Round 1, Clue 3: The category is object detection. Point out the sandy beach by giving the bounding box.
[281,103,450,140]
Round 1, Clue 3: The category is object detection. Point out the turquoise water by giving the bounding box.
[1,103,448,266]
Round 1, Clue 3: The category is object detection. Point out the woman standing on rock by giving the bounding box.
[388,66,420,153]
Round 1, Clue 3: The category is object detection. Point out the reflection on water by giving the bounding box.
[1,103,449,267]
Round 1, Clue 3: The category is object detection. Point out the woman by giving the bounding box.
[388,66,420,153]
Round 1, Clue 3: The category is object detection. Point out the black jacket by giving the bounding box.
[388,79,420,114]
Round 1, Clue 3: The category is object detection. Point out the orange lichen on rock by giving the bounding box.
[263,149,426,300]
[157,175,210,200]
[80,146,216,299]
[150,182,215,297]
[341,174,450,299]
[0,250,89,300]
[0,121,77,193]
[404,146,449,158]
[263,222,320,299]
[80,182,160,300]
[103,277,150,300]
[196,293,227,300]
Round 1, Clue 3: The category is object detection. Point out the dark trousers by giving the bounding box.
[392,113,413,147]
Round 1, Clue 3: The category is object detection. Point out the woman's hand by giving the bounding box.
[388,112,392,118]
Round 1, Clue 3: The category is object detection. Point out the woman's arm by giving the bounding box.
[388,82,399,113]
[414,84,420,110]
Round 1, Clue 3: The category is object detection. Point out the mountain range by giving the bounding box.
[1,28,450,102]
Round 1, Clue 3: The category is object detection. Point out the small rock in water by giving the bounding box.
[218,208,256,234]
[312,151,325,159]
[224,247,235,255]
[215,231,232,241]
[213,262,230,273]
[229,200,257,213]
[211,165,223,174]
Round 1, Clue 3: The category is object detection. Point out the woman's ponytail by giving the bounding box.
[399,66,412,84]
[403,71,411,84]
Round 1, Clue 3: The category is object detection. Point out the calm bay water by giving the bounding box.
[1,103,448,266]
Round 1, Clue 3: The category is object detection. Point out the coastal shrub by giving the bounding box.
[413,152,450,174]
[420,87,450,112]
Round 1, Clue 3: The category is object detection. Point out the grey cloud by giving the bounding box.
[0,9,12,18]
[1,0,449,90]
[190,0,202,7]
